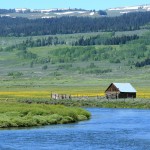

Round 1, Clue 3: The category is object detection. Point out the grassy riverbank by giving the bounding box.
[18,98,150,109]
[0,102,90,128]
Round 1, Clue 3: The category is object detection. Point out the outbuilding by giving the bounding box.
[105,83,136,99]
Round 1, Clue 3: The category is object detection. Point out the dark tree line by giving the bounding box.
[135,58,150,67]
[104,35,139,45]
[98,10,107,15]
[74,35,139,46]
[0,12,150,36]
[21,36,64,47]
[2,34,139,52]
[1,36,65,52]
[0,34,141,56]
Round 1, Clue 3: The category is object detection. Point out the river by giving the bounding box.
[0,108,150,150]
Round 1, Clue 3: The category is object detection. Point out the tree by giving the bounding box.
[0,12,150,36]
[98,10,107,16]
[30,61,34,68]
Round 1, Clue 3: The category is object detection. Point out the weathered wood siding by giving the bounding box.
[118,92,136,98]
[105,83,136,99]
[105,84,120,99]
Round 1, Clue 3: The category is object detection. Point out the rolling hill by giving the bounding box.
[0,4,150,19]
[0,30,150,98]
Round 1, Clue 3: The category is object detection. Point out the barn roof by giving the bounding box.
[113,83,136,93]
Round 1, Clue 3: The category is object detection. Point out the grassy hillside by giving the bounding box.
[0,30,150,100]
[0,30,148,48]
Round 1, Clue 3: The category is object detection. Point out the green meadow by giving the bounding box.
[0,26,150,129]
[0,30,150,99]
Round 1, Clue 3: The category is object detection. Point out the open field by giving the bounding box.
[0,31,150,100]
[0,85,149,100]
[0,60,149,99]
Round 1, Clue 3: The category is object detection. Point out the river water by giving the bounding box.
[0,108,150,150]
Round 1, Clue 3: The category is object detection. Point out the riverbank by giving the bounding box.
[18,98,150,109]
[0,102,90,128]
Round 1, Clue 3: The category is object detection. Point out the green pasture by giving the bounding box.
[0,30,150,99]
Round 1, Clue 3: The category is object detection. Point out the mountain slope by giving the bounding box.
[107,4,150,16]
[1,11,150,36]
[0,4,150,19]
[0,8,100,19]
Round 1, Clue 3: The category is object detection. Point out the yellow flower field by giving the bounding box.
[137,91,150,98]
[0,88,149,100]
[0,91,50,99]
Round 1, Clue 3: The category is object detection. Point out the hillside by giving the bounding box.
[0,4,150,18]
[0,8,150,99]
[0,8,100,19]
[107,4,150,16]
[0,30,150,99]
[1,11,150,36]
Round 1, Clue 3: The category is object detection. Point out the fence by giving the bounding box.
[50,92,150,100]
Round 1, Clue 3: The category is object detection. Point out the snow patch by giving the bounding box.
[124,6,140,10]
[15,8,29,12]
[77,11,86,14]
[108,6,140,11]
[147,8,150,11]
[90,12,95,16]
[108,5,150,11]
[55,12,74,15]
[40,9,57,13]
[120,11,130,14]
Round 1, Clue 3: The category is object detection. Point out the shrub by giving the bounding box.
[8,71,23,78]
[0,103,90,128]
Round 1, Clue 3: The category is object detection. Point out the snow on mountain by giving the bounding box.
[90,12,95,16]
[15,8,29,13]
[108,4,150,12]
[4,5,150,19]
[54,11,87,15]
[14,8,89,16]
[108,6,139,11]
[55,12,74,15]
[120,11,131,14]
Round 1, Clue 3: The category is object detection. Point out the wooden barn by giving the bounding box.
[105,83,136,99]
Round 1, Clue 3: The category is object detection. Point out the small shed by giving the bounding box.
[105,83,136,99]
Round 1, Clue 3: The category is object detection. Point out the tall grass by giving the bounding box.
[0,102,90,128]
[18,98,150,109]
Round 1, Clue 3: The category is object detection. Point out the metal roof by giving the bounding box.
[113,83,136,93]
